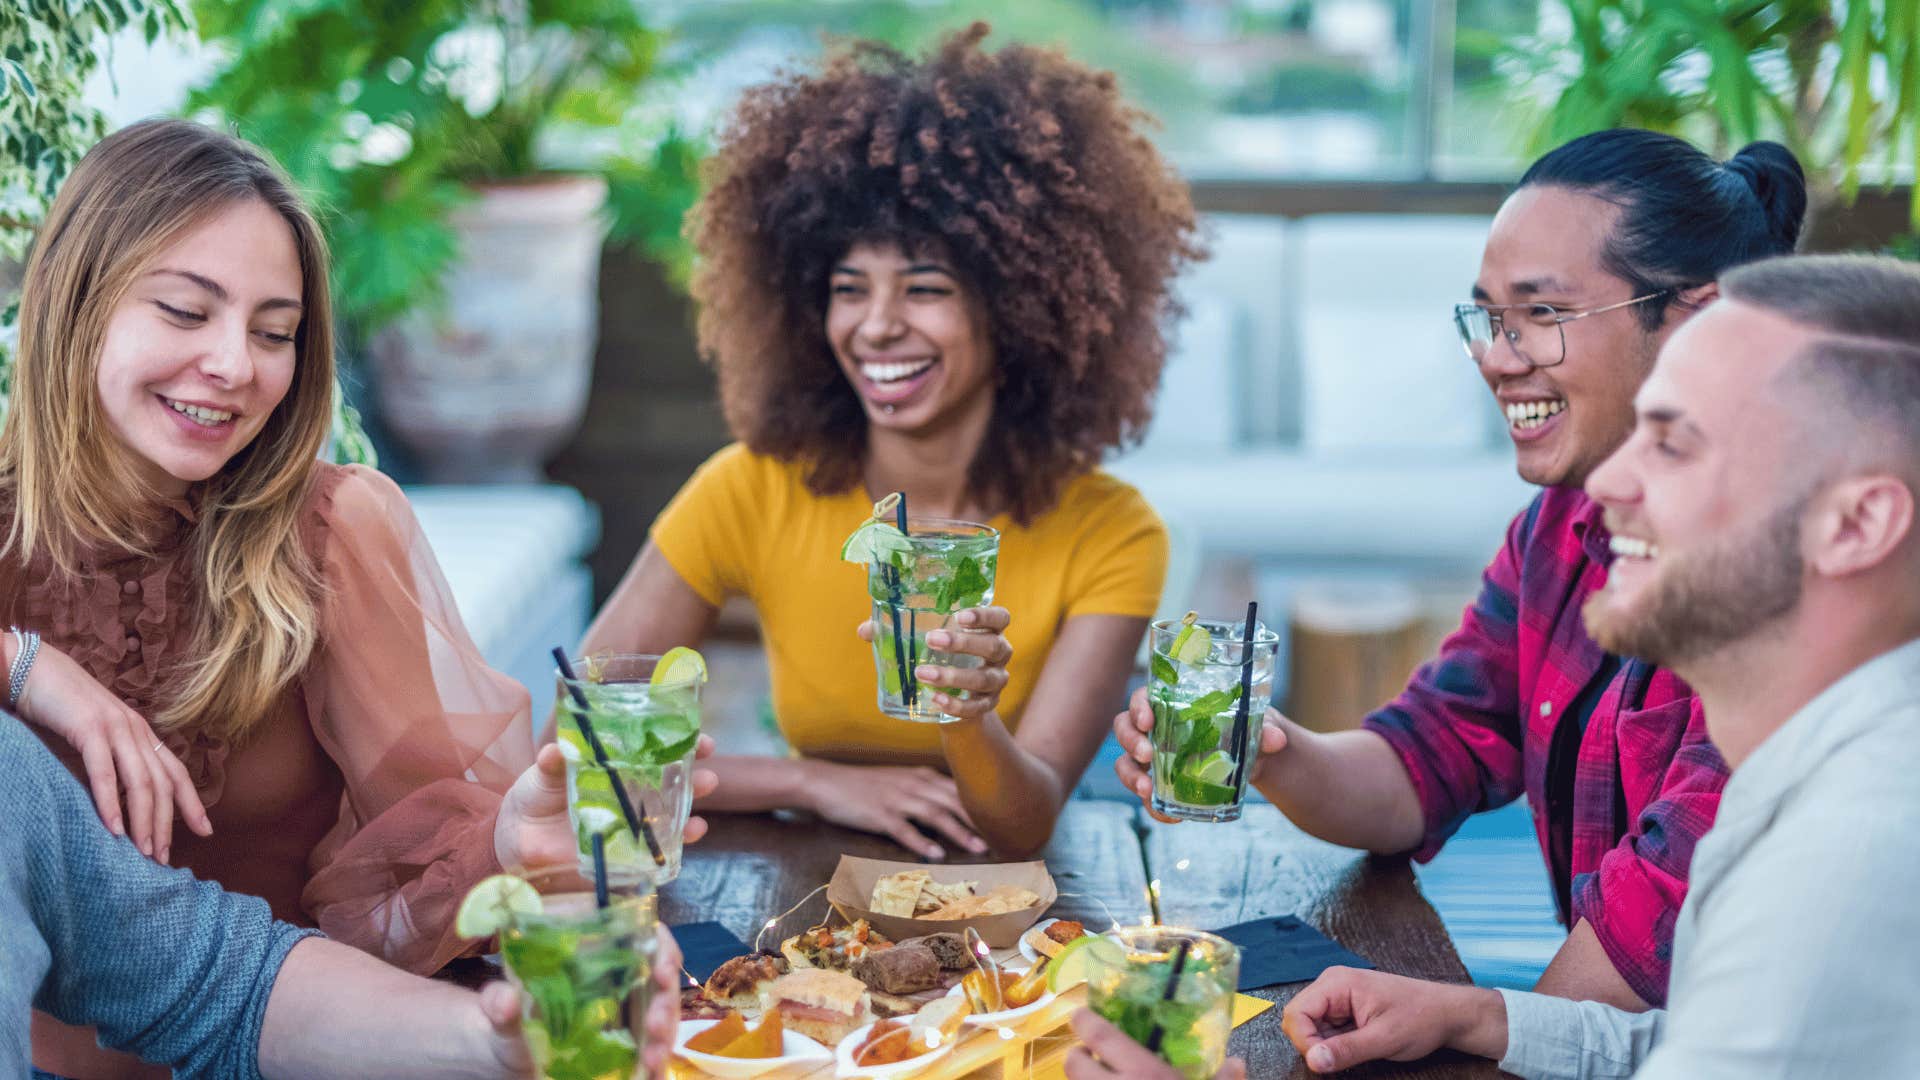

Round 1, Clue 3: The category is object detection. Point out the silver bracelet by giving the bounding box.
[7,627,40,712]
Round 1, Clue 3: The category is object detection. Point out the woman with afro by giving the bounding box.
[582,23,1202,858]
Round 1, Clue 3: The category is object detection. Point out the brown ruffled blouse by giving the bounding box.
[6,463,534,1078]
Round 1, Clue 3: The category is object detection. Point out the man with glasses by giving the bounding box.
[1115,130,1807,1008]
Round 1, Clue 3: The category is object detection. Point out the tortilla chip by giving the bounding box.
[915,879,977,915]
[974,885,1041,916]
[869,870,931,918]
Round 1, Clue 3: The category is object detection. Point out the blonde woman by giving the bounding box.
[1,119,689,1078]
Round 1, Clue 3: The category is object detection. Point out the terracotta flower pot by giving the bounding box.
[370,174,608,482]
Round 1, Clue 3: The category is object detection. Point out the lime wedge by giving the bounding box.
[651,646,707,688]
[1048,934,1125,992]
[841,521,913,564]
[1173,625,1213,665]
[575,804,622,836]
[1189,751,1235,786]
[455,873,542,939]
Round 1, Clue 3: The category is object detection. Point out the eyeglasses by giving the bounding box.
[1452,291,1673,368]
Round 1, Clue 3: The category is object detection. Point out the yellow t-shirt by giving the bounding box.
[650,444,1169,764]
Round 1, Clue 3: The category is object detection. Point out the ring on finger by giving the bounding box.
[152,741,165,754]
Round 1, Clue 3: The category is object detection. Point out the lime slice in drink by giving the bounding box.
[455,873,543,939]
[1048,934,1126,992]
[1172,774,1238,806]
[651,646,708,688]
[576,804,622,837]
[1173,625,1213,664]
[841,521,913,564]
[1188,751,1235,786]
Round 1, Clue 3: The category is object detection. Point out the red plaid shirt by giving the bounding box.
[1364,487,1728,1005]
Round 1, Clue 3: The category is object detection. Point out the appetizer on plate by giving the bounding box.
[780,919,892,972]
[897,932,973,971]
[676,1014,832,1079]
[852,942,942,995]
[756,968,872,1046]
[680,985,734,1022]
[704,951,789,1011]
[836,1000,969,1078]
[684,1008,784,1058]
[1020,918,1088,961]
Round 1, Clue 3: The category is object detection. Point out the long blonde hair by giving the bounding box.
[0,119,335,739]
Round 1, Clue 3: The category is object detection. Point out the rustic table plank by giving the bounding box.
[1145,805,1509,1079]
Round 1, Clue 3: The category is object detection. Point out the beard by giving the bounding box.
[1583,497,1806,669]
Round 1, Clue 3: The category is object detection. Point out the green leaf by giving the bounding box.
[1149,652,1178,687]
[934,554,992,614]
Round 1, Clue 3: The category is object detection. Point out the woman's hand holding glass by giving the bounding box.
[857,604,1013,720]
[493,735,719,873]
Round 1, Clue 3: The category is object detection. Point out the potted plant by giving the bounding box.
[190,0,700,481]
[1492,0,1920,244]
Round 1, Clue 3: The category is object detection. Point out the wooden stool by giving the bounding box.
[1286,582,1427,733]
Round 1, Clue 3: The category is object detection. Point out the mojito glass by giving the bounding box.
[555,654,703,887]
[866,518,999,723]
[1147,617,1280,822]
[1086,927,1238,1080]
[502,889,657,1080]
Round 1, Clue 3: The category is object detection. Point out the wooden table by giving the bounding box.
[664,800,1507,1079]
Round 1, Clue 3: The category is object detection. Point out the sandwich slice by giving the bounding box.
[757,969,872,1047]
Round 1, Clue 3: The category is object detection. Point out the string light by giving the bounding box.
[752,883,829,953]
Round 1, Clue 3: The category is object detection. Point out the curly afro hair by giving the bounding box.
[687,22,1203,523]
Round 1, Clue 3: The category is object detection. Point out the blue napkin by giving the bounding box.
[1212,915,1374,991]
[671,921,752,984]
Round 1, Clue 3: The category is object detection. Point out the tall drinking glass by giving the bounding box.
[554,654,703,887]
[1147,617,1280,822]
[866,518,999,722]
[502,889,657,1080]
[1085,927,1238,1080]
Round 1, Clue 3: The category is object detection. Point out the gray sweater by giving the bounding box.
[1,715,319,1078]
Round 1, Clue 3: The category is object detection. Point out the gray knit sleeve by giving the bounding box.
[3,718,321,1078]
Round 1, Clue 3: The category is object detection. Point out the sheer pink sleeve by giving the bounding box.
[297,465,534,973]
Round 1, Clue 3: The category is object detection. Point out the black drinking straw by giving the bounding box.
[550,647,667,867]
[1227,602,1260,791]
[1143,939,1193,1054]
[591,832,611,909]
[884,493,916,708]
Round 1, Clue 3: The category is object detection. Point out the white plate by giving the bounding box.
[944,965,1057,1027]
[833,1020,955,1078]
[675,1018,832,1078]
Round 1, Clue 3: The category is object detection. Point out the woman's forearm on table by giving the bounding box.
[940,713,1064,857]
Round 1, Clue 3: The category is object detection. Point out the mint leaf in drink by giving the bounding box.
[1179,685,1242,724]
[934,555,992,613]
[1150,652,1179,686]
[1178,719,1221,759]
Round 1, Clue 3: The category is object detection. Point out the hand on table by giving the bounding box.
[1280,966,1507,1074]
[802,760,987,860]
[478,924,683,1077]
[858,605,1013,721]
[1064,1009,1246,1080]
[12,640,211,863]
[494,736,720,871]
[1112,686,1287,824]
